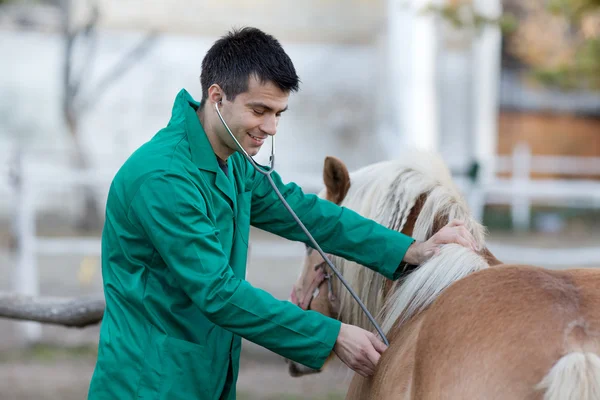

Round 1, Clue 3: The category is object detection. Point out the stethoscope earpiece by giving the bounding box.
[214,101,275,174]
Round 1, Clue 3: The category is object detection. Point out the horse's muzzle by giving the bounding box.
[285,357,321,377]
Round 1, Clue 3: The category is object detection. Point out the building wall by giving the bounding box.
[498,111,600,179]
[74,0,386,44]
[0,29,388,219]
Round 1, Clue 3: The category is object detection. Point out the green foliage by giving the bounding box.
[533,0,600,91]
[426,0,599,91]
[548,0,600,21]
[532,38,600,90]
[423,3,518,35]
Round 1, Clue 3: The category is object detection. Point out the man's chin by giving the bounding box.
[231,140,262,158]
[241,146,261,158]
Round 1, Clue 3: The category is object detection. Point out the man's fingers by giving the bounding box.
[363,334,385,375]
[454,234,473,250]
[368,333,388,354]
[459,227,478,251]
[461,226,478,251]
[365,345,380,368]
[437,223,478,251]
[356,369,369,378]
[459,225,477,243]
[446,219,478,251]
[448,219,465,227]
[335,324,387,378]
[360,360,375,377]
[455,232,476,251]
[351,359,372,377]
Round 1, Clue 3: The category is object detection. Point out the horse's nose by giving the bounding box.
[286,357,320,377]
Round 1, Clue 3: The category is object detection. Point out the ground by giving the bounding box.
[0,222,354,399]
[0,345,351,400]
[0,216,598,399]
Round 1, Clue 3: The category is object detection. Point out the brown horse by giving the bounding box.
[288,151,600,400]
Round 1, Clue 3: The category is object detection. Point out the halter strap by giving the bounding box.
[290,262,328,310]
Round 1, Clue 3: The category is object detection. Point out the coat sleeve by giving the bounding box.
[128,172,341,370]
[247,166,415,281]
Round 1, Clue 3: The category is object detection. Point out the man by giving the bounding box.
[88,27,478,399]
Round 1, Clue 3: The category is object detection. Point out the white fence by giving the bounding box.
[6,145,600,342]
[9,151,117,342]
[468,143,600,231]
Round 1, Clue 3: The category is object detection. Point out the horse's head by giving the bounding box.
[286,153,503,377]
[287,156,350,376]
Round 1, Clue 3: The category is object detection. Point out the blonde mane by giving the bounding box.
[324,150,489,332]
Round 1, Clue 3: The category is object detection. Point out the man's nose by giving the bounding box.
[260,115,277,136]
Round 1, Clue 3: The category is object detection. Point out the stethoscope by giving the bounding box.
[215,101,390,346]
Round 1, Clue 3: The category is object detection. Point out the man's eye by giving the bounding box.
[253,109,264,115]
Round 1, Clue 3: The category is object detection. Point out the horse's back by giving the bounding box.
[411,265,600,399]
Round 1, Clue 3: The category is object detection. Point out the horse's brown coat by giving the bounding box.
[289,156,600,400]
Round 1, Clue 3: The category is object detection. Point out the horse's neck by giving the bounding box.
[379,244,490,334]
[334,160,490,332]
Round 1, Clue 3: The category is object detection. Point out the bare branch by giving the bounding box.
[0,292,104,328]
[61,0,100,119]
[69,5,99,99]
[61,0,77,118]
[78,31,159,114]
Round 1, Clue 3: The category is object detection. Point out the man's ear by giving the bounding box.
[208,84,225,106]
[323,156,350,205]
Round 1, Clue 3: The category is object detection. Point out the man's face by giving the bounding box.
[217,76,289,157]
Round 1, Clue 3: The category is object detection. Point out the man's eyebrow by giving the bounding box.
[246,102,288,113]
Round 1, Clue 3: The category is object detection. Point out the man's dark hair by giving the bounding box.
[200,27,300,107]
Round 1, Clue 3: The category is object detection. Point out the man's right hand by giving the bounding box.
[333,323,388,377]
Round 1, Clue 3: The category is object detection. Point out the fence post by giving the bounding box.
[14,154,42,343]
[468,185,486,223]
[511,143,532,231]
[472,0,502,190]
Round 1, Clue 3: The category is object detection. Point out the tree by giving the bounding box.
[504,0,600,90]
[425,0,599,90]
[59,0,157,230]
[0,291,104,328]
[0,0,157,329]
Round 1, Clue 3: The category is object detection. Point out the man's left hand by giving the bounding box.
[403,219,478,265]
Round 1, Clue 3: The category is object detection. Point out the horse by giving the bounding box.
[287,151,600,400]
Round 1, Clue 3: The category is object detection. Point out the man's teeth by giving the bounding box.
[249,134,264,140]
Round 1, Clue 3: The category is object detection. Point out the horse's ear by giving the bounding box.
[323,156,350,205]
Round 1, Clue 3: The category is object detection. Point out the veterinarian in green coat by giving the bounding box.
[87,28,477,400]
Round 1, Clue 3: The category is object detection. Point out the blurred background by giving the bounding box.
[0,0,598,399]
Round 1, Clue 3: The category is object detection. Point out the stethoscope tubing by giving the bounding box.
[214,102,389,346]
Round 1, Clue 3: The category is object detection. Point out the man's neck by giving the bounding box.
[197,106,233,161]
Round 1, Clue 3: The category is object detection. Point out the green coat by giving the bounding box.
[87,89,415,399]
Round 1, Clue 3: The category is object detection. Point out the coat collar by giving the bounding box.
[170,89,236,208]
